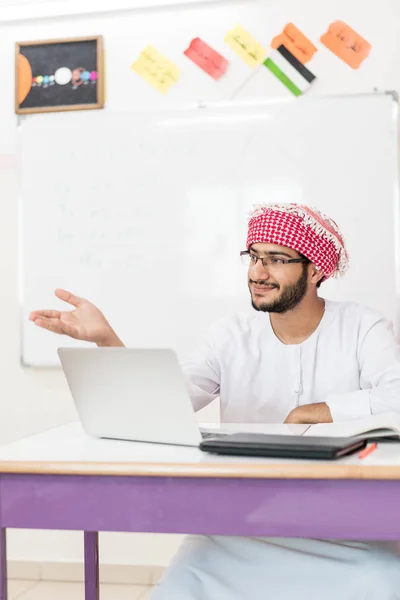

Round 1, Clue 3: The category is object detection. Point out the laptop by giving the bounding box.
[58,347,229,447]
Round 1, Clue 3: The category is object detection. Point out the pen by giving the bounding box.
[358,442,377,459]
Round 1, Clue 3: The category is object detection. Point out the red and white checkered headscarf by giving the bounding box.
[246,203,349,281]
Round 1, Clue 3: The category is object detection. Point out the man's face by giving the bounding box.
[248,243,310,314]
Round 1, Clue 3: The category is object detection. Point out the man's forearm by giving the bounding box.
[284,402,333,424]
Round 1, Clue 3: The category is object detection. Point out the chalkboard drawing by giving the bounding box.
[131,46,181,94]
[224,25,267,68]
[271,23,317,64]
[15,36,104,114]
[320,21,371,69]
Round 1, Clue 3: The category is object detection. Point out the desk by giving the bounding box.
[0,423,400,600]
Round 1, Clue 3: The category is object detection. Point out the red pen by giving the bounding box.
[358,442,377,459]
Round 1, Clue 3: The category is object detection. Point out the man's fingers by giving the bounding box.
[30,310,61,321]
[34,318,64,334]
[54,288,82,308]
[34,318,77,338]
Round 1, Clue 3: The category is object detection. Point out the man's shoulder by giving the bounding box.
[326,299,389,328]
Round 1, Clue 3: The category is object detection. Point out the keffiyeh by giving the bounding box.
[246,203,349,280]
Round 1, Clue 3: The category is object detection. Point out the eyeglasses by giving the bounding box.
[240,251,309,269]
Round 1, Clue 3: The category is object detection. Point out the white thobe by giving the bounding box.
[150,300,400,600]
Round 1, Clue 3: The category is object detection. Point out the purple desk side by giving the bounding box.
[1,473,399,599]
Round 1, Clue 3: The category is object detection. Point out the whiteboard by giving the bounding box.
[20,93,400,366]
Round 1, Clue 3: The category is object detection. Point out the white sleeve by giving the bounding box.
[179,332,221,413]
[325,318,400,421]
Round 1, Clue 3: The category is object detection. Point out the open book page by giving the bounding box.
[304,412,400,438]
[199,423,310,436]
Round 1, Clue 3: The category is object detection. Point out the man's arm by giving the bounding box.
[324,316,400,421]
[286,316,400,424]
[284,402,332,424]
[180,331,221,412]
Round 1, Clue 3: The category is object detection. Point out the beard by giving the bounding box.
[250,266,308,314]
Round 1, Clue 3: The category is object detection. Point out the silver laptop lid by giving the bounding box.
[58,347,202,447]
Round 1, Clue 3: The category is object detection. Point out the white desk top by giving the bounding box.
[0,422,399,479]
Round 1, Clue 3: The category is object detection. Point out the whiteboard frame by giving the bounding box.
[18,90,400,367]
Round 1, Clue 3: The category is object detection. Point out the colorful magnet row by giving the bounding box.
[32,67,99,88]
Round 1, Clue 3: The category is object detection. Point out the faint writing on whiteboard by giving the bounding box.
[53,194,177,272]
[225,25,267,67]
[76,250,143,271]
[131,45,181,94]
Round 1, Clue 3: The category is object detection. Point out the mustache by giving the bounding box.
[249,279,279,289]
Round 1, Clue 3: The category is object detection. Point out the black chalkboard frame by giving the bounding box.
[15,35,104,114]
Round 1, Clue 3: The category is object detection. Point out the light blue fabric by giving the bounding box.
[150,536,400,600]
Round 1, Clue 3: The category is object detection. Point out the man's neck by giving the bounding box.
[269,296,326,345]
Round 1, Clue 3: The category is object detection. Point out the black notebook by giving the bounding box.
[199,433,367,460]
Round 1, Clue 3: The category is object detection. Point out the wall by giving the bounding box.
[0,0,399,570]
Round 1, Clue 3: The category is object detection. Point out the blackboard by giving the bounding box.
[16,36,104,114]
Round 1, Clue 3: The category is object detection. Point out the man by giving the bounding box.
[30,203,400,599]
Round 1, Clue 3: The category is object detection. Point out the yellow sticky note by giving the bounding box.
[225,25,267,67]
[131,45,181,94]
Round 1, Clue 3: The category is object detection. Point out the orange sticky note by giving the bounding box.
[320,21,371,69]
[272,23,317,64]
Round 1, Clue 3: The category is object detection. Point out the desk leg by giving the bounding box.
[84,532,99,600]
[0,529,7,600]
